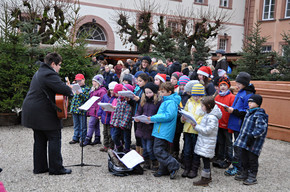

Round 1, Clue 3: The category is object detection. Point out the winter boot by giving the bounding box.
[224,165,238,176]
[235,169,248,181]
[82,137,92,146]
[116,145,124,152]
[243,170,257,185]
[151,160,159,171]
[135,146,141,155]
[182,159,191,178]
[143,159,151,170]
[188,165,198,179]
[91,136,101,145]
[193,170,212,186]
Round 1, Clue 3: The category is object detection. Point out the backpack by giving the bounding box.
[108,150,143,177]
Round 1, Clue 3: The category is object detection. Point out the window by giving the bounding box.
[219,39,227,50]
[262,0,275,20]
[195,0,204,3]
[220,0,228,7]
[168,21,179,32]
[261,45,272,52]
[77,23,106,41]
[286,0,290,18]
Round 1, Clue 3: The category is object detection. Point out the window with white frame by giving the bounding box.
[220,0,228,7]
[168,21,179,32]
[261,45,272,52]
[262,0,275,20]
[195,0,204,3]
[219,39,227,50]
[285,0,290,18]
[77,23,106,41]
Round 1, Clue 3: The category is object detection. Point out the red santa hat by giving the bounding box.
[154,73,166,83]
[197,66,213,78]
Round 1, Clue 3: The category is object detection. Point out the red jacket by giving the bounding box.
[215,92,235,129]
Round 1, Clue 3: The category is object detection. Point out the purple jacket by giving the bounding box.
[135,100,161,140]
[87,86,107,117]
[97,94,116,124]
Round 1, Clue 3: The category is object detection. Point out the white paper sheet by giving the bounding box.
[179,109,197,124]
[98,102,115,112]
[118,91,135,98]
[114,150,144,169]
[78,96,100,111]
[72,83,83,94]
[215,101,229,108]
[133,115,153,124]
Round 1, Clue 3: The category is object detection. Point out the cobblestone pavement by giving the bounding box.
[0,125,289,192]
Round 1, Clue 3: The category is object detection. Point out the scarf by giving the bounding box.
[218,89,230,97]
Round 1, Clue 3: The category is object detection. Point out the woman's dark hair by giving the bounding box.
[44,52,62,65]
[137,73,150,83]
[201,96,215,113]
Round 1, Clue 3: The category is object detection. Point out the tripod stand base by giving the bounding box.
[66,163,101,167]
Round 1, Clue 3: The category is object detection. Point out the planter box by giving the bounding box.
[231,81,290,142]
[0,113,21,126]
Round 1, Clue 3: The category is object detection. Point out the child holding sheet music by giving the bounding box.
[213,77,235,168]
[134,82,161,170]
[69,74,90,146]
[191,96,222,186]
[180,84,206,178]
[110,84,135,153]
[98,81,118,152]
[82,75,107,146]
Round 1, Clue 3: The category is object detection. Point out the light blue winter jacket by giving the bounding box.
[151,92,181,143]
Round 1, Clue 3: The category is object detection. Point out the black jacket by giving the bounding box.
[22,62,72,130]
[213,57,228,78]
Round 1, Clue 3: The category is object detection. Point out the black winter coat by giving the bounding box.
[213,57,228,78]
[22,62,73,130]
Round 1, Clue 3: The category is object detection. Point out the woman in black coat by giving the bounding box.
[22,53,73,175]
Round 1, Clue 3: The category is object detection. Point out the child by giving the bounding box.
[192,96,222,186]
[181,84,206,178]
[172,75,190,160]
[83,75,107,146]
[132,73,150,154]
[233,94,268,185]
[171,72,183,93]
[154,73,167,87]
[110,84,134,153]
[98,81,118,152]
[135,82,161,170]
[148,82,181,179]
[213,77,235,168]
[224,72,256,176]
[69,74,90,146]
[197,66,215,96]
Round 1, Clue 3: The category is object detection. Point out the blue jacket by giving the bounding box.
[97,94,116,125]
[234,108,268,156]
[228,84,255,132]
[151,92,181,143]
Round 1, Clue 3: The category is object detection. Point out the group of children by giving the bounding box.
[68,66,268,186]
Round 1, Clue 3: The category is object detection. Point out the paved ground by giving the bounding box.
[0,125,289,192]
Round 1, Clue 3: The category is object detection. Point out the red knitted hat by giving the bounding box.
[113,84,123,93]
[197,66,213,78]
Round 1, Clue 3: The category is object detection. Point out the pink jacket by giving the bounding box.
[87,86,107,117]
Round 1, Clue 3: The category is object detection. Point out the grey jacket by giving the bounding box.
[194,105,222,158]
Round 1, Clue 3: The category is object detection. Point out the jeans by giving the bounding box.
[112,127,131,151]
[153,138,180,173]
[217,128,233,161]
[141,138,156,160]
[33,129,64,173]
[103,124,114,149]
[232,131,242,170]
[87,116,100,138]
[72,113,87,142]
[183,133,198,160]
[241,148,259,174]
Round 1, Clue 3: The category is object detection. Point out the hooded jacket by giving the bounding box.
[151,92,181,143]
[194,105,222,158]
[97,93,116,124]
[87,86,107,117]
[228,84,256,132]
[234,108,268,156]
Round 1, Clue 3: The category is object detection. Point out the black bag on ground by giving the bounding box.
[108,149,143,176]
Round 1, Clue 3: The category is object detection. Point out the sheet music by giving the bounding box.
[118,91,135,98]
[179,109,197,124]
[78,96,100,111]
[133,115,153,124]
[215,101,229,108]
[72,83,83,94]
[98,102,115,112]
[113,150,144,169]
